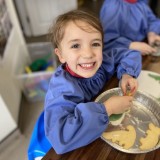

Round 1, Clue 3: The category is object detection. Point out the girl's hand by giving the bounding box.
[129,41,157,55]
[120,74,138,96]
[104,96,133,116]
[148,32,160,46]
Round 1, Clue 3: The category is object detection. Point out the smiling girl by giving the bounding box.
[28,10,142,159]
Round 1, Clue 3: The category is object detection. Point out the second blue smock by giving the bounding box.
[100,0,160,51]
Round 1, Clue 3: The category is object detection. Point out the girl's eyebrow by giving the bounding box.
[68,39,80,43]
[93,39,102,42]
[68,38,102,43]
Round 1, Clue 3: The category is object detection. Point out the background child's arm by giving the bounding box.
[129,41,156,55]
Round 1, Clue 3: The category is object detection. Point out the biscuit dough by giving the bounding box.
[102,125,136,149]
[139,123,160,150]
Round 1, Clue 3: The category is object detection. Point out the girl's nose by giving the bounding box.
[82,47,94,59]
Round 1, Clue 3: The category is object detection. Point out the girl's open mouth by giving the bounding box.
[79,62,96,70]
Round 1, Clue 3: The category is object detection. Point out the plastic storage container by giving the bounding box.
[17,42,57,102]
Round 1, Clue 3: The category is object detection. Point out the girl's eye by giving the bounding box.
[71,44,80,49]
[92,43,101,47]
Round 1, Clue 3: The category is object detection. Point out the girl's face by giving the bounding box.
[55,21,103,78]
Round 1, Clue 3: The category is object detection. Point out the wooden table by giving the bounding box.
[42,55,160,160]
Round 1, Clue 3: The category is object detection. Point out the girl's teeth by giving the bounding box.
[81,63,93,68]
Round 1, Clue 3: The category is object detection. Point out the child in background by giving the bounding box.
[28,10,141,159]
[100,0,160,55]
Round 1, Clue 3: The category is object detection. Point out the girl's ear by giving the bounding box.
[54,48,66,63]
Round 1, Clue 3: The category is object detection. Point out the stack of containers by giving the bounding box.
[17,42,57,102]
